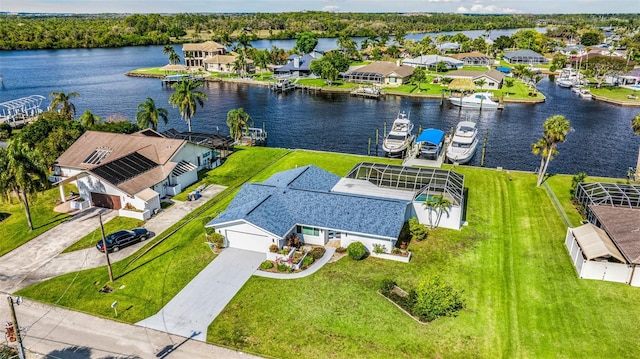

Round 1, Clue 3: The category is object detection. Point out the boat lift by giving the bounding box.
[0,95,46,127]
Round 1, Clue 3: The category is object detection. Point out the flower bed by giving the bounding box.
[370,250,412,263]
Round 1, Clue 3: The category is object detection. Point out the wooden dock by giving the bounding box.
[270,79,296,93]
[351,86,382,99]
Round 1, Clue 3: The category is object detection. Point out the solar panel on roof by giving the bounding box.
[92,152,158,185]
[83,148,112,165]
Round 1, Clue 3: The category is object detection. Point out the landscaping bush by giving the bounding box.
[277,263,290,272]
[0,123,12,140]
[379,278,396,294]
[269,244,278,253]
[260,260,274,270]
[301,255,314,267]
[373,243,387,254]
[335,246,346,253]
[411,276,464,322]
[570,172,587,199]
[309,247,326,260]
[210,232,224,248]
[408,217,428,242]
[347,241,367,260]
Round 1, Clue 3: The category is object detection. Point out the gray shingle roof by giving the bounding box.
[208,166,408,239]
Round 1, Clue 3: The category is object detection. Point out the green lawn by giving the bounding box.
[0,184,73,257]
[16,149,640,358]
[62,217,145,253]
[590,86,640,103]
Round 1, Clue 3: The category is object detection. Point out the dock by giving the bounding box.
[351,86,382,99]
[0,95,46,128]
[161,74,205,87]
[237,127,268,146]
[402,135,451,168]
[270,78,296,93]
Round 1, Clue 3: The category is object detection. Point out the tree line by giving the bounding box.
[1,12,638,50]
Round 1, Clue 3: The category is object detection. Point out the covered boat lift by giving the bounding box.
[0,95,46,127]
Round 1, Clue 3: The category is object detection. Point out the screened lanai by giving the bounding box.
[342,162,464,206]
[576,182,640,223]
[340,71,384,84]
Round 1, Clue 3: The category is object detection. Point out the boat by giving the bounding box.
[571,85,583,94]
[382,111,414,157]
[415,128,445,160]
[557,78,576,88]
[578,88,593,99]
[446,121,478,164]
[449,92,499,109]
[557,68,579,88]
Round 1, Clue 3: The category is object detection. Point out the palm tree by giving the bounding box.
[235,30,253,77]
[423,194,451,229]
[163,45,177,64]
[168,79,208,132]
[0,141,48,231]
[79,109,101,128]
[533,115,571,187]
[226,108,254,141]
[169,52,181,65]
[632,113,640,181]
[136,97,169,131]
[49,90,79,119]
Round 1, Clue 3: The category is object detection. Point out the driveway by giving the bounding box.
[137,248,265,341]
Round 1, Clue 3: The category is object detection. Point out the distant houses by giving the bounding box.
[450,52,495,66]
[444,69,505,90]
[402,55,463,70]
[342,62,414,86]
[182,41,254,74]
[503,49,549,65]
[274,51,323,77]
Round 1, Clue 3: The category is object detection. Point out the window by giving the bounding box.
[301,226,320,236]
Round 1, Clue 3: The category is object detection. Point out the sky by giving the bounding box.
[2,0,639,15]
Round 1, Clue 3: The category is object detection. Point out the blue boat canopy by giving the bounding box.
[496,66,512,73]
[416,129,445,145]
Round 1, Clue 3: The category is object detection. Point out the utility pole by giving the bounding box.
[7,296,26,359]
[99,213,114,282]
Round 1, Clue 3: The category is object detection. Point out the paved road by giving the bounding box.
[137,248,266,341]
[0,298,262,359]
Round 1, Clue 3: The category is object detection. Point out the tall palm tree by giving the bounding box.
[169,79,207,132]
[235,30,253,77]
[0,141,48,231]
[226,108,254,141]
[49,90,79,119]
[169,52,181,65]
[79,109,101,128]
[632,113,640,181]
[533,115,571,187]
[136,97,169,131]
[163,44,177,64]
[423,194,451,229]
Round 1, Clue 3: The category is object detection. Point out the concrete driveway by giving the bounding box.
[137,248,265,341]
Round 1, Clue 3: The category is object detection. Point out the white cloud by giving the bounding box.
[456,2,523,14]
[322,5,340,11]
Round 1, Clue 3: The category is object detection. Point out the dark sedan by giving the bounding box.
[96,228,150,252]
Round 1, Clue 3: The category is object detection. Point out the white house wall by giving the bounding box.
[216,221,279,253]
[298,229,326,246]
[172,142,216,170]
[412,202,462,230]
[630,268,640,287]
[340,232,396,254]
[76,173,123,202]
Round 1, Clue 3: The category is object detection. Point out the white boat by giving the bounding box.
[557,68,579,88]
[415,128,445,160]
[571,85,583,94]
[382,111,414,157]
[557,78,576,88]
[449,92,499,109]
[578,88,593,99]
[446,121,478,164]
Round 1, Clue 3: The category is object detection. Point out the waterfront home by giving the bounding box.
[207,163,465,254]
[451,52,495,66]
[565,182,640,287]
[555,44,588,58]
[52,129,221,219]
[436,42,461,53]
[402,55,463,70]
[274,51,323,77]
[203,52,255,74]
[444,69,505,90]
[342,62,414,86]
[503,49,549,65]
[182,41,227,68]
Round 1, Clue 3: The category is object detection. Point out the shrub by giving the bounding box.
[570,172,587,199]
[336,246,346,253]
[379,278,396,294]
[210,232,224,248]
[301,255,314,267]
[372,243,387,254]
[408,217,428,242]
[0,123,12,140]
[347,242,367,260]
[411,276,464,322]
[309,247,326,260]
[277,263,289,272]
[391,247,402,255]
[260,260,274,270]
[269,244,279,253]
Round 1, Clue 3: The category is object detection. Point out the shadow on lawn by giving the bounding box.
[115,247,177,280]
[45,346,141,359]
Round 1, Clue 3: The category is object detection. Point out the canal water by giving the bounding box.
[0,43,638,177]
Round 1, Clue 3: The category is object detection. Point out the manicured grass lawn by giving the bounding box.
[590,86,640,103]
[0,185,73,257]
[128,67,166,76]
[296,78,358,90]
[16,149,640,358]
[61,217,145,253]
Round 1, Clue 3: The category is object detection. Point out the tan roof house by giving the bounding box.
[445,69,504,90]
[203,52,254,73]
[53,130,220,219]
[183,41,227,68]
[342,61,414,86]
[451,52,494,66]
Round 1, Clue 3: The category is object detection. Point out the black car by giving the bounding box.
[96,228,150,252]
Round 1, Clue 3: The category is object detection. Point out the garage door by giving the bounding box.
[91,192,122,210]
[225,230,270,253]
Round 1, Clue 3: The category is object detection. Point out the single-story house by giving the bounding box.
[52,129,221,219]
[436,42,461,52]
[402,55,463,70]
[203,52,254,73]
[503,49,549,65]
[566,182,640,286]
[274,51,323,77]
[207,163,465,255]
[555,44,587,57]
[182,41,227,68]
[451,52,494,66]
[445,69,505,90]
[342,62,414,86]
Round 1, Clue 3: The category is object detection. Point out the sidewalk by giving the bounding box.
[0,298,262,359]
[0,185,226,293]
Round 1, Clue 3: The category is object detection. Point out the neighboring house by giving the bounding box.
[556,44,587,57]
[274,51,323,77]
[617,68,640,86]
[565,182,640,287]
[203,52,255,73]
[53,130,221,219]
[503,49,549,64]
[445,69,505,90]
[342,62,414,86]
[451,52,494,66]
[207,163,465,255]
[402,55,463,70]
[183,41,227,68]
[436,42,461,52]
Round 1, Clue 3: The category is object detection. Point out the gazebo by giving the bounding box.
[160,64,188,73]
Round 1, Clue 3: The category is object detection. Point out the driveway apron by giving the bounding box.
[137,248,265,341]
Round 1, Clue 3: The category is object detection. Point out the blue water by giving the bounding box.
[0,41,638,178]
